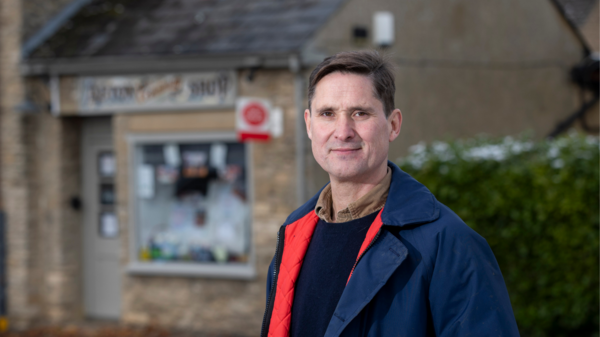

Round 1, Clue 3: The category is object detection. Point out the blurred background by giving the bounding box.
[0,0,598,336]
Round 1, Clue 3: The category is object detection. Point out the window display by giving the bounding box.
[134,141,250,267]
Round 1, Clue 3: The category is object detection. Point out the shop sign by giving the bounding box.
[78,71,236,113]
[236,98,271,141]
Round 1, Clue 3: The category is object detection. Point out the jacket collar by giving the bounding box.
[283,160,440,227]
[381,160,440,227]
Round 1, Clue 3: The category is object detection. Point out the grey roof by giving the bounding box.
[28,0,345,59]
[554,0,598,26]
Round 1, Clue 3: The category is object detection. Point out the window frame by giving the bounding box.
[125,131,256,279]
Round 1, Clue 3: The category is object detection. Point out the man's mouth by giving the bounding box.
[331,148,361,154]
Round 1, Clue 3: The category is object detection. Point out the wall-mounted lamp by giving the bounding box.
[373,11,394,48]
[247,67,260,82]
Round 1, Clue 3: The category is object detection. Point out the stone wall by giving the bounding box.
[0,0,36,329]
[1,0,84,327]
[5,92,83,328]
[34,114,82,323]
[1,52,83,331]
[116,69,299,335]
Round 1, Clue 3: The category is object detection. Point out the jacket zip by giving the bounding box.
[348,228,383,282]
[260,226,285,337]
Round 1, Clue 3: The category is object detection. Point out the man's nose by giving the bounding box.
[333,115,355,140]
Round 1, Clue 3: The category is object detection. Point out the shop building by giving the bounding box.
[1,0,596,335]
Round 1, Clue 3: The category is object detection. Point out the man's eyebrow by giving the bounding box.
[315,105,374,113]
[315,106,335,113]
[347,106,374,112]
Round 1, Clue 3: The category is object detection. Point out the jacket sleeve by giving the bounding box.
[266,255,275,304]
[428,220,520,337]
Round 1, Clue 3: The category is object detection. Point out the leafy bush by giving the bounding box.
[397,133,599,337]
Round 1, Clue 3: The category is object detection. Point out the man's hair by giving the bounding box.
[307,50,396,117]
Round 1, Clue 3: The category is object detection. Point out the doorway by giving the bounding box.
[81,117,121,319]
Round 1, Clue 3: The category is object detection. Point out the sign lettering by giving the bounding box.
[78,72,236,113]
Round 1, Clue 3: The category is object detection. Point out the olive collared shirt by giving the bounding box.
[315,167,392,223]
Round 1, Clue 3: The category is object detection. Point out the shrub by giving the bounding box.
[398,133,599,337]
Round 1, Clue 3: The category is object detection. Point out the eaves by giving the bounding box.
[21,52,300,77]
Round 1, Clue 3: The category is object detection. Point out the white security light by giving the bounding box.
[373,11,394,47]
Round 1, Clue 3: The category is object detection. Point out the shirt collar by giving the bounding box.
[315,167,392,223]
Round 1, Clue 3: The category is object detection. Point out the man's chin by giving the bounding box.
[325,166,366,182]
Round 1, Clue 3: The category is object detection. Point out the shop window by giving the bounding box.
[127,133,254,278]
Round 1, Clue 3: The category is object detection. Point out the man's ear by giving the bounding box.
[388,109,402,142]
[304,109,312,140]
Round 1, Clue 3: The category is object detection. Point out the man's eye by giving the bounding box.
[354,111,367,117]
[321,111,334,117]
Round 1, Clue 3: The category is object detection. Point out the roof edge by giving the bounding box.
[548,0,592,57]
[22,0,94,59]
[21,52,302,76]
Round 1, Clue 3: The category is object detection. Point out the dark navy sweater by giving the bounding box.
[289,211,379,337]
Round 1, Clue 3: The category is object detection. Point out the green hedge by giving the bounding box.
[397,133,599,337]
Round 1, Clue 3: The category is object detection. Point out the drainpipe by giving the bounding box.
[290,54,306,206]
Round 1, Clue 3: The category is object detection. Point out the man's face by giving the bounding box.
[305,72,402,183]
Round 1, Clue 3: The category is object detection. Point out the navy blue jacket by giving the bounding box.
[262,162,520,337]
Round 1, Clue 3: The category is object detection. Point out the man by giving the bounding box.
[261,50,519,337]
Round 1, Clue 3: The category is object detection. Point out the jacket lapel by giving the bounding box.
[324,230,408,337]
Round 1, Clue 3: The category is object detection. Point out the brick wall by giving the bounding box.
[1,87,83,328]
[0,0,37,329]
[32,113,82,323]
[1,2,83,322]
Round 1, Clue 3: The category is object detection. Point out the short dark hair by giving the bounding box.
[307,50,396,117]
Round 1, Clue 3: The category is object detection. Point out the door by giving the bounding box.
[82,117,121,319]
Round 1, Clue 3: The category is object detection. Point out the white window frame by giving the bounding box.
[125,131,255,279]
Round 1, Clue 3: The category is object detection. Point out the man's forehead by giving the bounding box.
[312,72,381,108]
[315,71,372,89]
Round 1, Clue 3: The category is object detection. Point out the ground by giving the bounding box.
[1,323,247,337]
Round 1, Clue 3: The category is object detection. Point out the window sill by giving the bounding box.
[126,261,256,279]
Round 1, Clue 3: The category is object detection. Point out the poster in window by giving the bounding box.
[99,212,119,238]
[98,152,116,177]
